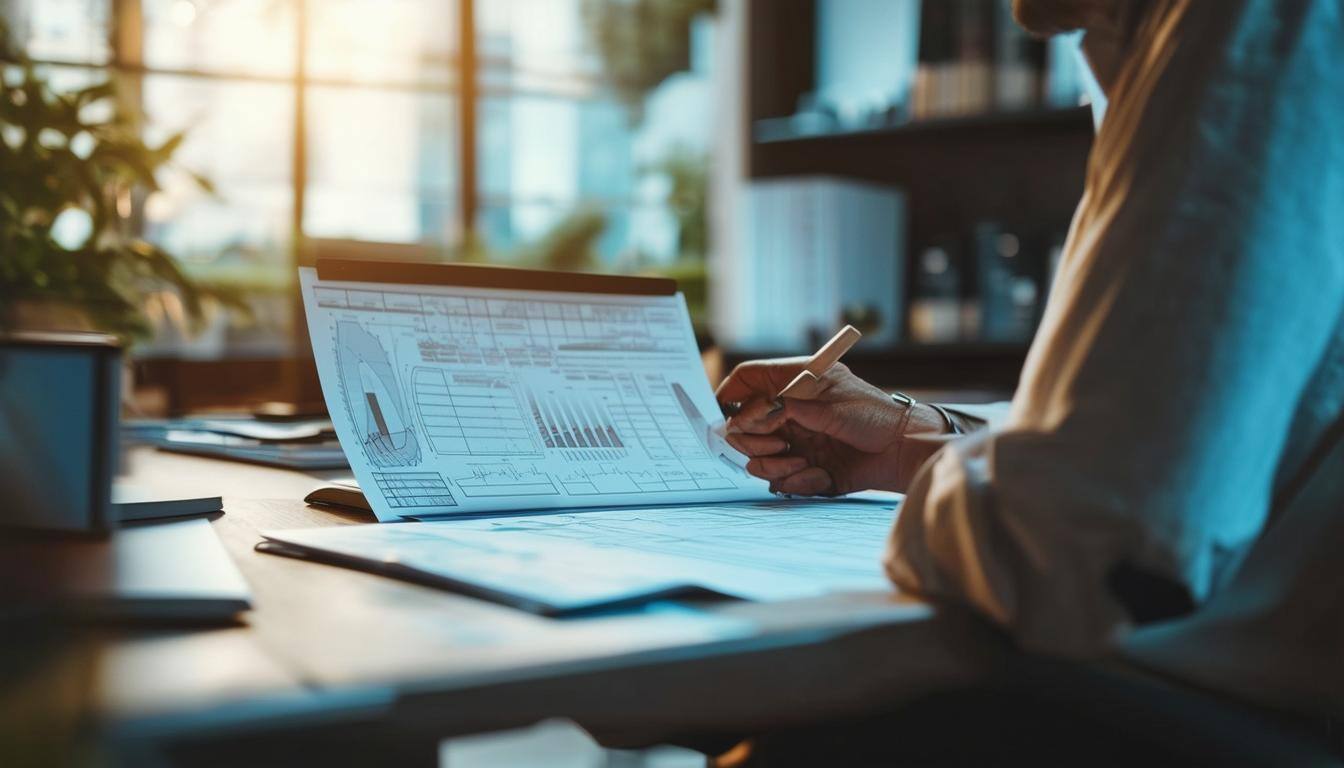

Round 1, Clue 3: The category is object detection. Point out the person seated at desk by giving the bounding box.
[717,0,1342,762]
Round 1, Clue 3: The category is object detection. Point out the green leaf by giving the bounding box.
[71,80,115,108]
[125,240,204,319]
[187,170,218,195]
[89,144,161,191]
[153,130,187,162]
[201,283,254,317]
[0,26,233,345]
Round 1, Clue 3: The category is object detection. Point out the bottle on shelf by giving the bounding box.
[909,239,965,343]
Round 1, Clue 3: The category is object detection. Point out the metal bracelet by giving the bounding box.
[890,391,917,474]
[930,403,964,436]
[891,392,962,436]
[890,391,917,410]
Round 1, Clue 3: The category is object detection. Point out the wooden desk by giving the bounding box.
[83,448,1011,763]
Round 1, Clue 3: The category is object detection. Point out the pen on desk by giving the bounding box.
[775,325,863,401]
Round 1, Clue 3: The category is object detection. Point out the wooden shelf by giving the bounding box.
[751,105,1093,183]
[737,0,1081,394]
[754,106,1093,148]
[722,342,1030,392]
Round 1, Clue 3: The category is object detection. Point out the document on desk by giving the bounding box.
[262,497,898,614]
[298,267,771,521]
[282,265,900,613]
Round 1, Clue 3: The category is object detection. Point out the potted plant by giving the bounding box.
[0,21,225,341]
[581,0,717,120]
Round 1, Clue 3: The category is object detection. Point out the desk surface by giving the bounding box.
[80,448,1010,751]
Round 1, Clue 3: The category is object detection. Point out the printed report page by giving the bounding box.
[299,268,770,521]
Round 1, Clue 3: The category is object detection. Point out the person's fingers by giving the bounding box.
[726,396,788,435]
[780,397,841,437]
[745,455,809,481]
[715,357,810,404]
[776,361,853,402]
[769,466,834,496]
[724,432,789,457]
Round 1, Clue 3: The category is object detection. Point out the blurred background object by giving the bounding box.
[0,19,232,341]
[736,0,1090,396]
[0,332,121,532]
[726,176,904,351]
[0,0,1092,410]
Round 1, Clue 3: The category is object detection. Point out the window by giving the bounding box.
[304,0,459,246]
[2,0,717,358]
[141,0,296,76]
[8,0,110,64]
[477,0,715,274]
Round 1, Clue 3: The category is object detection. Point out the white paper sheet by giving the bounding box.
[263,497,899,613]
[299,268,771,521]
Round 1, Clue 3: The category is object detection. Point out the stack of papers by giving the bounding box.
[263,496,899,615]
[126,417,348,470]
[257,264,902,614]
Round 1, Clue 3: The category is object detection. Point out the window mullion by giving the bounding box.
[293,0,309,258]
[458,0,477,246]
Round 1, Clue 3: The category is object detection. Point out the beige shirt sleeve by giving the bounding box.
[886,0,1344,657]
[940,402,1010,431]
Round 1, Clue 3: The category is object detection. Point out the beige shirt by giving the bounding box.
[888,0,1344,719]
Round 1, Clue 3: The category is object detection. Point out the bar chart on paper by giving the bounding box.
[526,388,627,462]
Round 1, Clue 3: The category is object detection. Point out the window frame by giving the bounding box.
[16,0,540,270]
[12,0,670,411]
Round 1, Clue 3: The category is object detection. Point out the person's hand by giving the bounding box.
[715,359,949,495]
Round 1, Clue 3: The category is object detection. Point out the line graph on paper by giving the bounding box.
[558,464,737,495]
[453,463,559,498]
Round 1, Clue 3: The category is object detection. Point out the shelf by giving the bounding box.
[754,106,1093,148]
[747,104,1093,227]
[721,342,1030,392]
